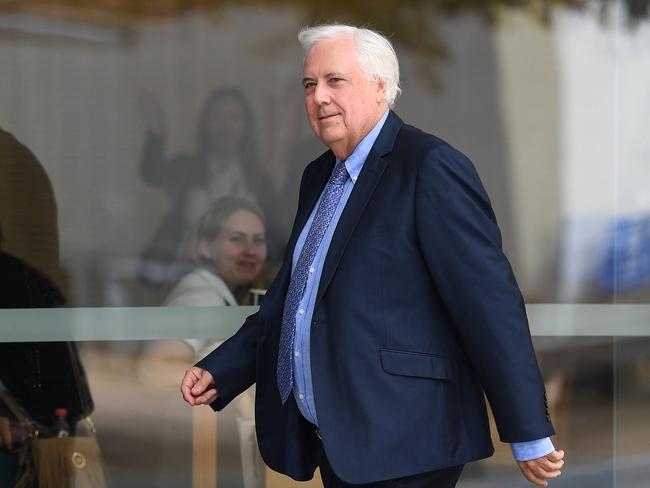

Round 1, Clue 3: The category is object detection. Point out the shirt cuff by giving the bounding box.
[510,437,555,461]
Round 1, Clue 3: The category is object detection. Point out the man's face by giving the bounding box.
[302,35,387,160]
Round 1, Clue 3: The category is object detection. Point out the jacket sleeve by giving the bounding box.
[195,310,260,411]
[414,144,554,443]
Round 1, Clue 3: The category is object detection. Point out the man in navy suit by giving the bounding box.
[182,24,565,487]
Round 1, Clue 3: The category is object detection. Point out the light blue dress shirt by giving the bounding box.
[288,109,552,462]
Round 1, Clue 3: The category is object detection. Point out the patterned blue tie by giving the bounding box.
[277,160,349,404]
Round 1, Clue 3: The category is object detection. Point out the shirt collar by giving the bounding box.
[337,109,389,183]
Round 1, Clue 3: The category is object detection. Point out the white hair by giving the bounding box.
[298,24,401,108]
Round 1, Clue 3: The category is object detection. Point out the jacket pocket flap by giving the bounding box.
[380,349,452,380]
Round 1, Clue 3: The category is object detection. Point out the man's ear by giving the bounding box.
[376,79,387,103]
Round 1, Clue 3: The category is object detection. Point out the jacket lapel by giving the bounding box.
[284,150,335,263]
[315,111,403,307]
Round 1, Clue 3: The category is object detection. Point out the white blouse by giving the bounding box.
[164,268,237,357]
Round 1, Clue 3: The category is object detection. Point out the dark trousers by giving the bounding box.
[317,441,464,488]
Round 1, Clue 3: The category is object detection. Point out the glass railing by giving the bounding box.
[1,305,648,487]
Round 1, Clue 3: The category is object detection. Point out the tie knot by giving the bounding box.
[330,161,349,186]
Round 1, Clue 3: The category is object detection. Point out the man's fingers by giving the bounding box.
[519,464,549,487]
[181,368,204,405]
[193,388,218,405]
[518,454,564,487]
[180,370,197,404]
[191,369,215,395]
[530,462,561,480]
[540,468,562,479]
[180,367,217,406]
[539,457,564,472]
[546,450,565,462]
[181,385,196,406]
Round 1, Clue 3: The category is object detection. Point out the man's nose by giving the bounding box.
[313,83,330,105]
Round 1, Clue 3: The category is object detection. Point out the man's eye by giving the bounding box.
[304,82,316,90]
[329,78,343,84]
[230,236,244,242]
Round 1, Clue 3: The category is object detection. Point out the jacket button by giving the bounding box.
[312,320,318,327]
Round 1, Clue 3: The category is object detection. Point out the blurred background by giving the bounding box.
[0,0,648,487]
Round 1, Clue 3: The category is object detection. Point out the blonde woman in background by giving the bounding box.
[163,196,267,355]
[142,196,267,488]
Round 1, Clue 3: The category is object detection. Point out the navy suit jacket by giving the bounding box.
[197,111,554,484]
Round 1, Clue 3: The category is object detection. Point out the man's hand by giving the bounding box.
[0,416,11,448]
[181,367,218,406]
[517,450,565,486]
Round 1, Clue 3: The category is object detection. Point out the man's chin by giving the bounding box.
[317,130,345,148]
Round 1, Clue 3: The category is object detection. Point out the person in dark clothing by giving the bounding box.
[0,128,95,487]
[0,251,93,427]
[0,251,95,487]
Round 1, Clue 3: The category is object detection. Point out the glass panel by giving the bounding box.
[2,0,649,487]
[80,340,261,487]
[2,1,648,308]
[614,337,650,487]
[2,306,649,486]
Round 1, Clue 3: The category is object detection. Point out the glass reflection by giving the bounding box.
[0,128,101,487]
[1,1,649,486]
[137,88,277,297]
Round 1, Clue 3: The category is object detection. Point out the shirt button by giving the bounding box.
[298,394,305,400]
[298,308,305,315]
[309,267,315,274]
[294,351,300,357]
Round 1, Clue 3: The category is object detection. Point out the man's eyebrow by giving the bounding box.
[302,72,345,84]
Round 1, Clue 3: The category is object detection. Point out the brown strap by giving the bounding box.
[83,416,97,436]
